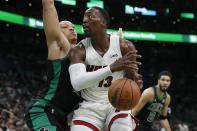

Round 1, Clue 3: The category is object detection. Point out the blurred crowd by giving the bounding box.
[0,30,46,130]
[0,57,46,131]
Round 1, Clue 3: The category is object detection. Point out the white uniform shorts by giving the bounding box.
[71,101,136,131]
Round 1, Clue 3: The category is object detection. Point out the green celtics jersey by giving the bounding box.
[137,86,167,127]
[37,56,81,114]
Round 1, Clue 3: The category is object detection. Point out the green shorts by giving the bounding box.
[24,99,68,131]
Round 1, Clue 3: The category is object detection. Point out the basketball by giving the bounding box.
[108,78,141,110]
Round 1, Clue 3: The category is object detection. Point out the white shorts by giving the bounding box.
[71,100,134,130]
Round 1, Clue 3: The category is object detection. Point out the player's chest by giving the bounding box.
[86,50,121,65]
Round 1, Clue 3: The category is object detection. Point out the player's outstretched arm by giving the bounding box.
[160,95,171,131]
[42,0,69,51]
[69,43,139,91]
[131,89,151,115]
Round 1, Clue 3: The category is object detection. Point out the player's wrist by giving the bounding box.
[110,64,119,72]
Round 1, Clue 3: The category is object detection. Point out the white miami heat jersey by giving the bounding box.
[81,35,124,102]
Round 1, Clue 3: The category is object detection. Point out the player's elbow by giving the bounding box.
[71,80,83,92]
[70,74,90,91]
[131,108,138,116]
[69,63,87,91]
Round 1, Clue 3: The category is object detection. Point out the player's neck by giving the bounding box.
[91,32,109,51]
[156,85,165,97]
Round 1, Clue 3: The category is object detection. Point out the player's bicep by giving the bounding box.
[120,40,142,88]
[120,40,136,77]
[58,33,71,53]
[137,91,149,108]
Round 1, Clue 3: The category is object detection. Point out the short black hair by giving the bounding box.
[92,6,110,27]
[158,71,172,80]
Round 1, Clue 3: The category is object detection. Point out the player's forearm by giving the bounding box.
[69,63,112,91]
[131,103,142,116]
[42,0,61,41]
[134,72,143,89]
[125,68,143,88]
[131,109,138,116]
[160,119,171,131]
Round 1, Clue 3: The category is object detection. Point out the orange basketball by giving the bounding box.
[108,78,141,110]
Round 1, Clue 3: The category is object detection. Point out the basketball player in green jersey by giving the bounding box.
[24,0,82,130]
[132,71,172,131]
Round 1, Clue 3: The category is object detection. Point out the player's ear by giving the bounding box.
[100,18,107,28]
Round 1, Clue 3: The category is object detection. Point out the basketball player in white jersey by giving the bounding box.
[69,7,142,131]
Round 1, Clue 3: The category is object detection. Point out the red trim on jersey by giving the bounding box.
[73,120,99,131]
[130,114,140,131]
[108,114,128,131]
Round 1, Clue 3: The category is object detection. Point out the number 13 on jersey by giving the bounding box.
[98,76,113,87]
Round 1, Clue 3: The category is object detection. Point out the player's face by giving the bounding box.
[60,21,77,44]
[83,8,104,36]
[158,75,171,92]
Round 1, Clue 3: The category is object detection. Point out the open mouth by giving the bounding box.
[83,27,89,32]
[83,25,89,31]
[71,32,76,35]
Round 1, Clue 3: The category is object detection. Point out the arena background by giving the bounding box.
[0,0,197,130]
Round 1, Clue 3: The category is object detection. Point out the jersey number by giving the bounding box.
[98,76,113,87]
[147,111,156,122]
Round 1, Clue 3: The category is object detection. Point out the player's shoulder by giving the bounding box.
[120,39,135,48]
[120,39,136,55]
[122,39,134,44]
[79,37,91,47]
[71,37,92,52]
[141,87,154,99]
[69,41,86,61]
[144,87,154,93]
[166,92,171,100]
